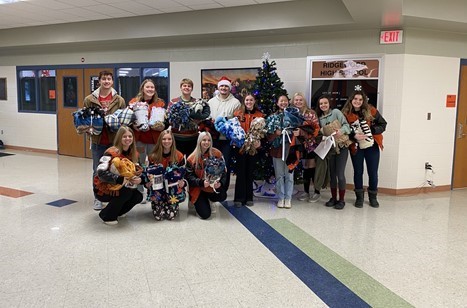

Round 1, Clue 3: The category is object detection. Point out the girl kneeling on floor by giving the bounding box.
[94,126,143,225]
[186,132,227,219]
[146,129,186,220]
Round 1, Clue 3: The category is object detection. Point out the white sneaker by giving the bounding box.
[297,192,309,201]
[284,199,292,209]
[308,193,321,203]
[93,199,103,211]
[276,199,285,208]
[104,220,118,225]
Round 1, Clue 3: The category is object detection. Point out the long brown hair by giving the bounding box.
[341,90,373,121]
[112,126,138,162]
[148,129,178,164]
[134,79,159,104]
[236,93,257,121]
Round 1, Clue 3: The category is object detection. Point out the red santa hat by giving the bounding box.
[217,76,232,89]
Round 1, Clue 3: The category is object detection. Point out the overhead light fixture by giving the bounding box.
[0,0,21,4]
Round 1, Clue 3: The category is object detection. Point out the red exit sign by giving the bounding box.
[380,30,403,44]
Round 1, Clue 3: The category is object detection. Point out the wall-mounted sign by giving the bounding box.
[446,94,456,108]
[380,30,403,44]
[307,57,381,110]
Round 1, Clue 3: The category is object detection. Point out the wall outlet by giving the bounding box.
[425,162,432,170]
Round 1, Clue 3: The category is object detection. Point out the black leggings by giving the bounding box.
[195,189,227,220]
[97,187,143,222]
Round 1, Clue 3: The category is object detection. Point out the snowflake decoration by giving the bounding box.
[262,52,271,61]
[354,84,362,91]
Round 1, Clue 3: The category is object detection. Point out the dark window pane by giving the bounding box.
[20,77,36,111]
[143,68,169,104]
[40,76,56,112]
[118,76,140,103]
[63,77,78,107]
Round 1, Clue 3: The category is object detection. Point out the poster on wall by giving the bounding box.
[307,57,381,110]
[201,68,259,101]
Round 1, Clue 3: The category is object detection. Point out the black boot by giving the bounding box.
[368,190,379,208]
[354,189,364,208]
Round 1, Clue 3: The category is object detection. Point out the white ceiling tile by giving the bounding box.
[109,2,162,14]
[214,0,256,6]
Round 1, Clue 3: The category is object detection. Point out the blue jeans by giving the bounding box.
[350,143,380,191]
[272,157,294,200]
[91,143,110,176]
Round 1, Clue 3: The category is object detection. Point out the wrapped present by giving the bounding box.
[351,119,374,149]
[164,163,187,205]
[214,116,245,148]
[189,99,210,120]
[240,117,266,155]
[148,106,166,130]
[167,101,191,131]
[104,109,123,133]
[72,106,105,135]
[109,157,140,190]
[130,101,149,131]
[204,156,226,193]
[322,119,353,153]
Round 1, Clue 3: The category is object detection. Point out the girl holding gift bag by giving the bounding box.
[186,132,227,219]
[146,129,186,221]
[341,90,387,208]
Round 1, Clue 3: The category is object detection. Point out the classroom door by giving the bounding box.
[453,64,467,188]
[56,68,112,158]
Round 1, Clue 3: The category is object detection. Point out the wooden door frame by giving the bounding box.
[452,59,467,189]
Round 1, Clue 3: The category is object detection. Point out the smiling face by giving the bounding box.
[244,95,255,111]
[218,84,231,96]
[200,135,211,152]
[142,81,155,100]
[351,94,364,111]
[319,97,330,113]
[180,83,193,97]
[99,74,113,90]
[121,130,134,150]
[161,132,173,152]
[293,94,305,110]
[277,95,289,110]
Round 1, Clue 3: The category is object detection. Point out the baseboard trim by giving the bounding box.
[345,184,450,195]
[5,145,57,155]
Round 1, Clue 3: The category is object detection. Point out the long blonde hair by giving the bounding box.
[112,126,138,162]
[292,92,311,114]
[191,131,213,169]
[148,129,178,164]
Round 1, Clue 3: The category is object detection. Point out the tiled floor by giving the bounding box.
[0,150,466,307]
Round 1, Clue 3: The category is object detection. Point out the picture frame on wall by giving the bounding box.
[0,78,7,100]
[305,56,382,110]
[201,67,259,101]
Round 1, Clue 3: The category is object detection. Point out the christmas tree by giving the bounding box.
[253,52,288,117]
[252,53,288,184]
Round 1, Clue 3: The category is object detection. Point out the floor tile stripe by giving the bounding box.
[267,218,414,308]
[225,206,370,307]
[0,186,33,198]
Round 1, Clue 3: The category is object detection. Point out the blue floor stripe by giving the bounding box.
[225,205,370,308]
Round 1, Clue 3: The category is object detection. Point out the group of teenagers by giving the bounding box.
[84,70,387,225]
